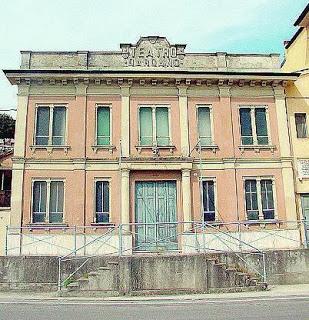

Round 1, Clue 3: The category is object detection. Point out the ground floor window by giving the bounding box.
[244,178,275,220]
[32,180,64,223]
[0,170,12,207]
[202,180,216,221]
[95,180,110,223]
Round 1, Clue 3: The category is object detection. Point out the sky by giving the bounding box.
[0,0,307,117]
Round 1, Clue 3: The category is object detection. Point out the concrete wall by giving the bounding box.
[0,249,308,291]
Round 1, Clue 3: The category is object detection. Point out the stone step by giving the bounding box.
[88,271,100,277]
[208,285,265,294]
[60,290,120,297]
[98,266,111,271]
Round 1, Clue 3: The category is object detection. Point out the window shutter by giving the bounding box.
[295,113,307,138]
[198,107,212,145]
[139,107,153,145]
[156,107,169,146]
[97,107,110,145]
[255,108,268,145]
[36,107,50,145]
[95,181,110,223]
[32,181,47,223]
[52,107,66,145]
[261,179,274,219]
[245,180,259,220]
[49,181,64,223]
[240,108,253,145]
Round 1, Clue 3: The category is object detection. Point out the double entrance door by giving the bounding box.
[135,181,177,251]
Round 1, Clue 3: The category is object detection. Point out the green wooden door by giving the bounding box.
[301,194,309,246]
[135,181,177,251]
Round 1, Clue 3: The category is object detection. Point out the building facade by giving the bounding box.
[282,4,309,245]
[3,36,302,255]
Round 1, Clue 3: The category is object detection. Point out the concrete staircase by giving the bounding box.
[207,258,267,293]
[61,255,267,297]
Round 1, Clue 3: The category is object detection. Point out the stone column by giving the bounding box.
[121,86,130,157]
[121,169,130,227]
[10,85,29,228]
[274,87,297,222]
[182,169,192,231]
[178,86,190,157]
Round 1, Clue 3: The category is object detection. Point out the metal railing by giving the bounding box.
[4,219,307,291]
[56,221,269,291]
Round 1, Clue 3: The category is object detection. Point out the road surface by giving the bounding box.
[1,295,309,320]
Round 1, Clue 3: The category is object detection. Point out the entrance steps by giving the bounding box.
[59,255,267,297]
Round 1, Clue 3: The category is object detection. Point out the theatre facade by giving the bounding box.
[3,36,303,255]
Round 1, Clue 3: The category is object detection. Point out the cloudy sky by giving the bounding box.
[0,0,307,115]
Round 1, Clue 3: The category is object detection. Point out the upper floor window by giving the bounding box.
[139,106,170,146]
[197,106,213,146]
[96,106,111,146]
[239,107,269,145]
[95,180,110,223]
[244,178,275,221]
[35,105,66,146]
[32,180,64,223]
[202,180,216,222]
[295,113,307,138]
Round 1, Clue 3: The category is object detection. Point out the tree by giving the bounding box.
[0,113,15,139]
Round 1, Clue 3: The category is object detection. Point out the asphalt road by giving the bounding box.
[0,296,309,320]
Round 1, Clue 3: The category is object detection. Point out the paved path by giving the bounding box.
[0,285,308,320]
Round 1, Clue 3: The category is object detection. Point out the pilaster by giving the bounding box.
[121,169,130,227]
[182,169,192,230]
[120,86,130,157]
[178,86,190,157]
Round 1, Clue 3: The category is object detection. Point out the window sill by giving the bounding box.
[90,222,115,229]
[26,223,69,231]
[195,144,219,153]
[91,145,116,154]
[30,145,70,154]
[243,219,279,227]
[239,145,276,153]
[135,145,176,154]
[0,207,11,211]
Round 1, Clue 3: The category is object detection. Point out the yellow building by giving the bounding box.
[282,4,309,244]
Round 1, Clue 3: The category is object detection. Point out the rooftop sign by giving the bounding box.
[120,36,186,68]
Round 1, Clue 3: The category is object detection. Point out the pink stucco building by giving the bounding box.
[3,36,303,255]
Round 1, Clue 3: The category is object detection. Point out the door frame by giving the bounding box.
[133,178,180,251]
[130,171,182,225]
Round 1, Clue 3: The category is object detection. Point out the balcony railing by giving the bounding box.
[0,190,11,208]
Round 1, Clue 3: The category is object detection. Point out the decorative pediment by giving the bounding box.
[120,36,186,68]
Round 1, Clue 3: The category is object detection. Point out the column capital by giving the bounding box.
[75,83,88,96]
[182,168,191,177]
[121,169,130,178]
[120,85,131,97]
[17,84,30,96]
[218,86,230,98]
[273,87,285,99]
[177,85,188,97]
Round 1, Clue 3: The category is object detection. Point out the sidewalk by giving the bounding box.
[0,284,308,303]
